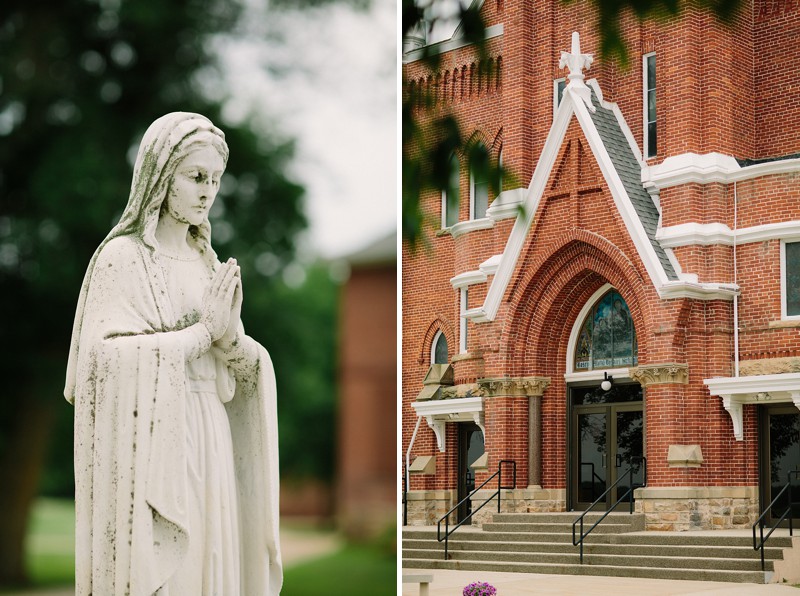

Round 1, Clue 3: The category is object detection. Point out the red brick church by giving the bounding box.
[402,0,800,576]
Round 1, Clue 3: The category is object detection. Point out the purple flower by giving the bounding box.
[463,581,497,596]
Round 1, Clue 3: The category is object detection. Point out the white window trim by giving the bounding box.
[643,52,656,159]
[553,78,565,117]
[459,288,468,353]
[441,189,448,229]
[781,239,800,320]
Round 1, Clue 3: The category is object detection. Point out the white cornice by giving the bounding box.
[403,23,504,64]
[643,152,800,190]
[411,395,484,417]
[657,220,800,248]
[479,254,501,276]
[450,269,487,289]
[450,217,494,238]
[657,280,739,301]
[486,188,526,221]
[705,373,800,441]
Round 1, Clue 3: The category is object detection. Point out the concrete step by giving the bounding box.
[481,521,636,534]
[401,557,768,583]
[607,533,793,548]
[492,512,644,526]
[402,538,785,560]
[403,548,774,571]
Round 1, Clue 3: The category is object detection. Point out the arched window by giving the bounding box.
[431,330,449,364]
[574,290,637,371]
[470,143,489,220]
[442,153,460,228]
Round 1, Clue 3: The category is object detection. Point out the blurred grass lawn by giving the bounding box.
[18,499,396,595]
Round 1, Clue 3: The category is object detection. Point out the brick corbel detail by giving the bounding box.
[476,376,551,397]
[629,364,689,386]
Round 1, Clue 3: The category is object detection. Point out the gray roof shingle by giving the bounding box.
[587,91,677,280]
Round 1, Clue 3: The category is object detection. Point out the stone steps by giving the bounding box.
[402,512,790,583]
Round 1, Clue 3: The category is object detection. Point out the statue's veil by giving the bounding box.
[65,112,229,401]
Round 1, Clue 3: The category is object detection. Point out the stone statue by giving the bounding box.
[65,113,282,595]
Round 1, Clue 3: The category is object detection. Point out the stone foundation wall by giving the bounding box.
[634,486,759,531]
[404,490,456,526]
[470,487,567,526]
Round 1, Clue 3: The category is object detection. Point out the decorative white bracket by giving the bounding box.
[424,416,447,452]
[721,395,744,441]
[705,373,800,442]
[559,31,595,112]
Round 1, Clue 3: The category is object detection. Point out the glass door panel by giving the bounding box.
[767,410,800,522]
[577,410,607,508]
[457,423,485,523]
[614,409,644,504]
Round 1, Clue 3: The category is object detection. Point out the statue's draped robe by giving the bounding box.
[66,236,282,595]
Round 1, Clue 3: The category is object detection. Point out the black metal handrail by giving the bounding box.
[753,470,799,572]
[572,456,647,563]
[436,460,516,560]
[402,469,408,527]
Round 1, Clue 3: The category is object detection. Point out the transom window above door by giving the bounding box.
[574,290,637,371]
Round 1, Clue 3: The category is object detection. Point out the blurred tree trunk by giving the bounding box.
[0,393,57,584]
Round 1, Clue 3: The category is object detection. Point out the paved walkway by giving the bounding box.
[402,568,800,595]
[1,526,342,595]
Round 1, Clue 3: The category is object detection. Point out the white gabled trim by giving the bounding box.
[450,217,493,238]
[450,269,487,289]
[571,87,670,291]
[643,152,800,190]
[403,23,504,63]
[480,91,577,322]
[657,220,800,248]
[479,254,501,276]
[486,188,525,220]
[588,79,643,165]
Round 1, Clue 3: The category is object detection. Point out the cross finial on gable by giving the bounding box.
[559,32,595,112]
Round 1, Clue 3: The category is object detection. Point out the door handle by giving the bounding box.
[616,454,623,468]
[602,451,607,469]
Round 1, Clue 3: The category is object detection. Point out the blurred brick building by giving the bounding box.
[336,231,397,538]
[402,0,800,534]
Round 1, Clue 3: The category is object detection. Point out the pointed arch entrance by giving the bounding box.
[567,285,644,510]
[498,233,653,512]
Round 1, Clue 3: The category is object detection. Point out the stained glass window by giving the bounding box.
[433,331,448,364]
[574,290,637,371]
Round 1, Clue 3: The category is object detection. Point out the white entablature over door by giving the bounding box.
[705,373,800,441]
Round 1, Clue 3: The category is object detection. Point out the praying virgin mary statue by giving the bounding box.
[64,113,282,595]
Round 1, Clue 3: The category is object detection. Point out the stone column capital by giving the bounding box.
[477,376,551,397]
[629,363,689,386]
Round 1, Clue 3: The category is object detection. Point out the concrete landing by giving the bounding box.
[401,568,800,595]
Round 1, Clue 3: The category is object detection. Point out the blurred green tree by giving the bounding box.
[0,0,315,584]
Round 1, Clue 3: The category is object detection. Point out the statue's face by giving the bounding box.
[164,145,225,227]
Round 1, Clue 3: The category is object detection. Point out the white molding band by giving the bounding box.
[403,23,504,63]
[643,152,800,190]
[479,254,501,276]
[705,372,800,441]
[450,217,494,238]
[486,188,526,221]
[450,269,487,289]
[658,220,800,248]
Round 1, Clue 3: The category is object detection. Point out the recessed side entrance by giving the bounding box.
[570,384,644,511]
[457,423,485,523]
[759,405,800,526]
